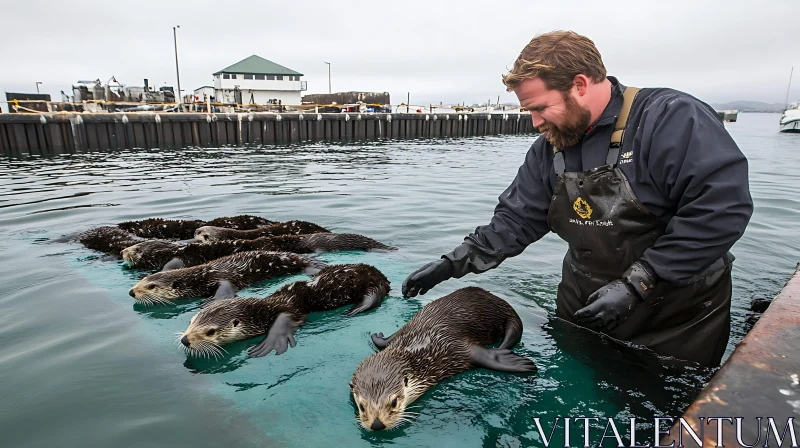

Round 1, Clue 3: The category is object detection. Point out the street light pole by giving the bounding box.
[35,82,42,94]
[324,62,331,94]
[173,25,182,107]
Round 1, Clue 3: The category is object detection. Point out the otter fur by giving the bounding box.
[117,215,273,240]
[68,226,146,256]
[123,233,396,270]
[194,220,330,243]
[129,251,325,306]
[350,287,537,431]
[179,264,390,358]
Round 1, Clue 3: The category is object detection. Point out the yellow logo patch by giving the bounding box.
[622,151,633,159]
[573,197,593,219]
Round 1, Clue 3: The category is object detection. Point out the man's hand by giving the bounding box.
[574,280,640,332]
[574,261,658,333]
[401,259,454,298]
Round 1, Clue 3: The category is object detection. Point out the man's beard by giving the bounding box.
[537,93,592,148]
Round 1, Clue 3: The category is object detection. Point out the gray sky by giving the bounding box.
[1,0,798,110]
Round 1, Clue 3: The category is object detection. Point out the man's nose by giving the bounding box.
[531,113,544,129]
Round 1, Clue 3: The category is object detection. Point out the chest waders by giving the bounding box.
[545,87,732,367]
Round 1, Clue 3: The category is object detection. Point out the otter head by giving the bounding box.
[128,271,188,305]
[121,240,177,268]
[180,298,260,358]
[350,349,417,431]
[194,226,229,243]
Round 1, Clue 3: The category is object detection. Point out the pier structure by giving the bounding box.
[0,112,535,158]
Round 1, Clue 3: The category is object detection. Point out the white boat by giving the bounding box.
[780,68,799,133]
[779,102,800,133]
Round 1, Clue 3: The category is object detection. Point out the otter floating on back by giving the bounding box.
[122,233,397,270]
[179,263,390,358]
[350,287,537,431]
[194,220,330,243]
[128,250,325,306]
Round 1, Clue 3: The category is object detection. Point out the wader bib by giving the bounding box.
[545,87,732,367]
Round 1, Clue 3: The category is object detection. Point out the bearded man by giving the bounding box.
[401,30,753,367]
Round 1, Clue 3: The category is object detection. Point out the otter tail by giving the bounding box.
[370,241,398,252]
[49,230,84,243]
[498,311,524,350]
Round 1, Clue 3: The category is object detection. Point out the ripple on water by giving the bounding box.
[0,115,797,447]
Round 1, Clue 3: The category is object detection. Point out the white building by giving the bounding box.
[194,55,307,105]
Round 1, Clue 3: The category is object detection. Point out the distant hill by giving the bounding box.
[711,101,787,112]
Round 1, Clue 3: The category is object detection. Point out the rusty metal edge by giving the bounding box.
[661,263,800,447]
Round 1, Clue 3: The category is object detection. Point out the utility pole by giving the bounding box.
[173,25,182,107]
[35,82,42,93]
[324,62,331,94]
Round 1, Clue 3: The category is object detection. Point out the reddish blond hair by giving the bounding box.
[503,31,607,92]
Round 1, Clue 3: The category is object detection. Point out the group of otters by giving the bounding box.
[59,214,537,431]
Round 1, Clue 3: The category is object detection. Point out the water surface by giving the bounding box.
[1,113,797,447]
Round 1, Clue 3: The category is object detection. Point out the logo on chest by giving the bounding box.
[620,151,633,164]
[572,197,593,219]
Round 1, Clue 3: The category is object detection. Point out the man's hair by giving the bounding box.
[502,30,607,92]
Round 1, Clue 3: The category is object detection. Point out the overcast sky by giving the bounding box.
[1,0,798,110]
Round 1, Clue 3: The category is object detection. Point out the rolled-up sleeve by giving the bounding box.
[637,95,753,283]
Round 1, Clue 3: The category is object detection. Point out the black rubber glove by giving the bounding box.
[574,261,658,333]
[401,258,454,298]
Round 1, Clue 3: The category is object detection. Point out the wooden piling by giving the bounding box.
[0,112,536,158]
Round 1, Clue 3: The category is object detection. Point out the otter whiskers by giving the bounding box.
[135,293,173,307]
[183,340,226,360]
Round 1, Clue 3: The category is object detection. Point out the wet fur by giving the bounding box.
[180,264,390,356]
[75,226,145,255]
[129,251,324,304]
[350,287,534,430]
[123,233,396,270]
[194,220,330,243]
[117,215,273,239]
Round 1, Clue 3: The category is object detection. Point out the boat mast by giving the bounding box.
[785,67,794,110]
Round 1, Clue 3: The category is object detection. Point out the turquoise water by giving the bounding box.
[1,113,797,447]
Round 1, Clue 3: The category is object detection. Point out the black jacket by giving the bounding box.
[444,77,753,284]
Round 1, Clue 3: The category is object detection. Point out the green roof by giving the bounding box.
[214,55,303,76]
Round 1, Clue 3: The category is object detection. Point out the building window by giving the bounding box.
[267,75,275,80]
[295,76,300,81]
[244,74,254,80]
[255,74,265,80]
[276,75,283,81]
[223,73,230,79]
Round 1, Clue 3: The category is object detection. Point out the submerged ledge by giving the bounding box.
[662,264,800,447]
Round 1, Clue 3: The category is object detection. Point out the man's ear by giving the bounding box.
[573,74,590,97]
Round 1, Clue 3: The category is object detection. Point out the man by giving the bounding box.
[401,31,753,367]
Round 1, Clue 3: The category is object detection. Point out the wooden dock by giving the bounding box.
[0,112,536,158]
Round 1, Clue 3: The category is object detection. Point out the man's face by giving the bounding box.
[514,77,591,148]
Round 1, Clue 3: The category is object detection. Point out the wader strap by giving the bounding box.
[553,150,566,177]
[606,86,640,167]
[606,145,621,166]
[610,87,641,146]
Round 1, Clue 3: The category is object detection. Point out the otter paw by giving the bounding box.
[247,312,299,358]
[371,332,392,350]
[469,347,538,374]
